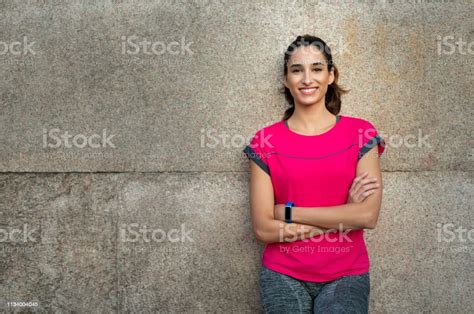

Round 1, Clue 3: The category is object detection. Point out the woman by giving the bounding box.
[243,35,386,313]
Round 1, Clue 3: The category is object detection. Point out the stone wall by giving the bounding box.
[1,0,472,312]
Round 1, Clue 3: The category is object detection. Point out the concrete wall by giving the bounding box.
[1,0,472,312]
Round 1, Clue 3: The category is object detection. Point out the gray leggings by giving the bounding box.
[259,266,370,314]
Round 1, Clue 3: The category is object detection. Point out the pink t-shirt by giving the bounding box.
[243,114,386,282]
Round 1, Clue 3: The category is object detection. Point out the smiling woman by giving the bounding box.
[281,35,349,124]
[243,35,386,314]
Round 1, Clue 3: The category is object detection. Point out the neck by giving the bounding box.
[290,99,335,131]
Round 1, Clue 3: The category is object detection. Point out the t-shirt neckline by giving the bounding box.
[283,114,342,138]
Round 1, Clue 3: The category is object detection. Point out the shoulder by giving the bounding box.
[340,115,381,138]
[246,120,282,152]
[249,120,283,142]
[252,120,282,134]
[243,120,282,173]
[341,115,385,158]
[340,115,377,129]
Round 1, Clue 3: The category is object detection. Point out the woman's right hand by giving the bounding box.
[347,172,379,204]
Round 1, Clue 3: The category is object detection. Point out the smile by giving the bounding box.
[299,87,319,95]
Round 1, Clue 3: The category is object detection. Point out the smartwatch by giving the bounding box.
[285,202,294,224]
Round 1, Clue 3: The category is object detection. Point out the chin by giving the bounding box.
[298,97,320,105]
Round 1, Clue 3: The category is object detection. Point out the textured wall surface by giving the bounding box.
[1,0,472,312]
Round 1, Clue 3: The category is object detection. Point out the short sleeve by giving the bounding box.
[357,120,386,161]
[242,129,272,176]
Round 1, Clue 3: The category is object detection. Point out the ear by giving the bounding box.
[328,68,335,85]
[283,76,289,89]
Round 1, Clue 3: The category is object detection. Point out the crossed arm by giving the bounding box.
[249,145,383,244]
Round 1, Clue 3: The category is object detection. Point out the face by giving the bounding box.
[284,45,334,107]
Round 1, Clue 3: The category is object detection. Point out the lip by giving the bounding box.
[299,87,319,95]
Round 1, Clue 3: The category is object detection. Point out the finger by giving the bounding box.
[354,172,369,185]
[354,177,378,195]
[350,172,369,192]
[362,177,378,185]
[364,182,380,191]
[356,171,369,180]
[360,178,378,190]
[356,181,379,196]
[360,189,376,199]
[359,190,375,202]
[352,172,369,184]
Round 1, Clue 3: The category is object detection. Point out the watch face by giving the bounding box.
[285,206,291,221]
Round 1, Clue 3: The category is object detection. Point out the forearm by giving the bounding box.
[255,219,336,244]
[291,202,371,230]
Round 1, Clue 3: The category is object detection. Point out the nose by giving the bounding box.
[303,69,312,84]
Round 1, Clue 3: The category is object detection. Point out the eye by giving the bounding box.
[313,68,322,72]
[291,69,300,73]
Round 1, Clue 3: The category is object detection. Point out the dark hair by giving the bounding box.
[280,35,349,120]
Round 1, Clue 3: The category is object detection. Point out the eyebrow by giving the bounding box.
[289,62,324,68]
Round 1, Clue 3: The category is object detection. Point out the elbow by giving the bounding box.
[253,227,276,244]
[364,209,380,229]
[253,228,269,244]
[364,220,376,230]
